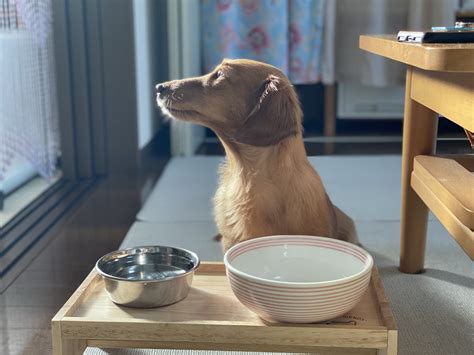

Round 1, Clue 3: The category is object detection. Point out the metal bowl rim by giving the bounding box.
[95,245,200,283]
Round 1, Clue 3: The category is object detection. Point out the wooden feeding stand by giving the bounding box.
[52,262,397,355]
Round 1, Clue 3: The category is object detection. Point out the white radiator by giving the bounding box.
[337,83,405,119]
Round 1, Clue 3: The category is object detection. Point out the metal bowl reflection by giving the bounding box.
[96,245,200,308]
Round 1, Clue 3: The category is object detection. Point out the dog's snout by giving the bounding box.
[156,84,168,95]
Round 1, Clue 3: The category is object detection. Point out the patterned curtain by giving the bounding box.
[0,0,60,181]
[201,0,326,84]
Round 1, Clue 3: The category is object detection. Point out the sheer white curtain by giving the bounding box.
[322,0,459,86]
[0,0,60,182]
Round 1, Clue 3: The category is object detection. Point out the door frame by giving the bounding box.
[167,0,205,156]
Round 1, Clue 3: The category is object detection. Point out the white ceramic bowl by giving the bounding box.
[224,235,373,323]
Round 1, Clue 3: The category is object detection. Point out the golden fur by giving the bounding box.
[156,59,358,251]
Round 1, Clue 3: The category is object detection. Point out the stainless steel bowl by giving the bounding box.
[95,246,200,308]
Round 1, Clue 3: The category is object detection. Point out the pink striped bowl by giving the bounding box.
[224,235,373,323]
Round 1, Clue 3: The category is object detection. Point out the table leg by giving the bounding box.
[400,67,438,274]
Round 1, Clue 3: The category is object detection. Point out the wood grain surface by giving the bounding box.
[53,262,397,353]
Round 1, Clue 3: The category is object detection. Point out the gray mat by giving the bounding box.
[357,220,473,355]
[86,350,307,355]
[137,155,435,223]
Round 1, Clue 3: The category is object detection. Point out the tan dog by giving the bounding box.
[156,59,358,251]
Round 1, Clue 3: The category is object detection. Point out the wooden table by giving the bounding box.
[52,262,397,354]
[360,35,474,273]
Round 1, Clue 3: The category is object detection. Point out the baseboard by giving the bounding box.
[139,124,171,164]
[0,179,95,293]
[138,124,171,205]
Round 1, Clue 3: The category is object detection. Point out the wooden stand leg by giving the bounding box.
[52,322,87,355]
[399,67,438,274]
[376,330,397,354]
[56,339,87,355]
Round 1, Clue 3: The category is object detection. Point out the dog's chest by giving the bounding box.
[213,172,284,240]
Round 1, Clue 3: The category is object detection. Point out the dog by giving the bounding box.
[156,59,358,251]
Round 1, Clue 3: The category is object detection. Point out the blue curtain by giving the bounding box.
[201,0,326,84]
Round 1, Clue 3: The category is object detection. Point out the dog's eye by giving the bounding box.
[215,70,224,80]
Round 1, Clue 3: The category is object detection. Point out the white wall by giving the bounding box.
[133,0,158,149]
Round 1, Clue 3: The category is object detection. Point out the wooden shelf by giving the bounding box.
[52,262,397,355]
[414,155,474,229]
[411,155,474,258]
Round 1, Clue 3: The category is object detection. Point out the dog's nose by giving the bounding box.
[156,84,167,95]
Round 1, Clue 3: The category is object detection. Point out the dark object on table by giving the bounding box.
[398,22,474,43]
[397,30,474,43]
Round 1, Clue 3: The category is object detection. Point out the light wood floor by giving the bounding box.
[0,171,163,355]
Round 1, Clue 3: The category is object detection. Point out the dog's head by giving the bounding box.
[156,59,302,146]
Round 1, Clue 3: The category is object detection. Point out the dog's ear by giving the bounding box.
[235,75,301,146]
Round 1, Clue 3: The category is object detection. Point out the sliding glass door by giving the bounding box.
[0,0,61,224]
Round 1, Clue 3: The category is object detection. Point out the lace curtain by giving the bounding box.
[0,0,60,181]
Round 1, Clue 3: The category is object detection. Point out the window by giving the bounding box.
[0,0,61,223]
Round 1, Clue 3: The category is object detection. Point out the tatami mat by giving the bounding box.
[137,155,435,223]
[121,221,221,261]
[136,157,220,223]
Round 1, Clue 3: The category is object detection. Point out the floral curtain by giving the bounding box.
[0,0,60,181]
[201,0,326,84]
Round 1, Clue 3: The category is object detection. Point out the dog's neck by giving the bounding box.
[219,134,310,180]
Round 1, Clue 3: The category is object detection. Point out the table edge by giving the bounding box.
[359,35,474,72]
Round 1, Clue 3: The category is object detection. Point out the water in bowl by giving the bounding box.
[115,264,186,281]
